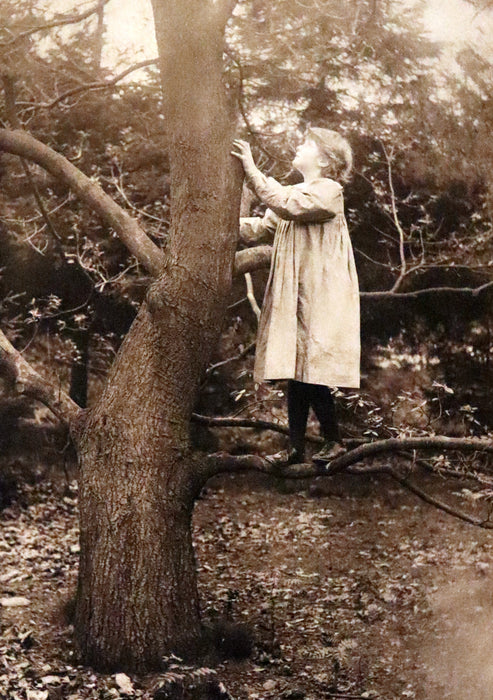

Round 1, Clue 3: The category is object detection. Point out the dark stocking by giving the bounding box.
[308,384,340,442]
[287,380,310,455]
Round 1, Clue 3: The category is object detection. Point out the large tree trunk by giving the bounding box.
[74,0,241,671]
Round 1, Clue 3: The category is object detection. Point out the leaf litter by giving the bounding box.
[1,470,493,698]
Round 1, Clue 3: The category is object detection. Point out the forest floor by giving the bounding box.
[2,460,493,700]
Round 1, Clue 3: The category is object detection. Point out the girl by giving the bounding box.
[232,128,360,466]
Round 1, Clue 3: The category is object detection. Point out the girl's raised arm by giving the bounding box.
[232,139,342,222]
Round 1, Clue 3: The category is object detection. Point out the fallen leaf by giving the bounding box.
[1,596,31,607]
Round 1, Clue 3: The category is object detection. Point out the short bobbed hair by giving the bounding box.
[305,127,353,183]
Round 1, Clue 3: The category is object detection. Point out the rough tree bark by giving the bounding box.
[73,0,242,671]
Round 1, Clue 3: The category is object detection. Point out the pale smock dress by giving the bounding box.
[240,176,360,388]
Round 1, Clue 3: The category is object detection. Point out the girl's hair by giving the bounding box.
[306,127,353,182]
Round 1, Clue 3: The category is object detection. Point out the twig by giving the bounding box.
[204,341,256,376]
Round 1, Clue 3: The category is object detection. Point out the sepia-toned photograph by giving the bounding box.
[0,1,492,698]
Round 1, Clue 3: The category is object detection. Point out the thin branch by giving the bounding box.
[204,341,256,377]
[227,50,291,165]
[1,0,112,47]
[359,464,493,530]
[360,280,493,300]
[381,143,407,291]
[19,59,159,111]
[0,326,81,427]
[0,129,165,277]
[244,272,261,320]
[192,411,325,443]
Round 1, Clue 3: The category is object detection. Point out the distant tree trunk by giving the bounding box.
[69,328,90,408]
[74,0,241,671]
[92,0,105,73]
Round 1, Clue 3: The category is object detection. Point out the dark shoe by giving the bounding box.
[265,447,304,467]
[312,441,346,465]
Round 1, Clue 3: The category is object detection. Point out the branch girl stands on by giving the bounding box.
[232,128,360,466]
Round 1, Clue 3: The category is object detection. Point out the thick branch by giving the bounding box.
[202,435,493,484]
[234,245,272,275]
[0,129,165,276]
[0,328,81,427]
[1,0,112,46]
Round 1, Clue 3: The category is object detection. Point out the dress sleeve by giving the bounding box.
[239,208,279,244]
[250,174,342,222]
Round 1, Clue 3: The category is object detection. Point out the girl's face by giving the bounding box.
[293,138,323,172]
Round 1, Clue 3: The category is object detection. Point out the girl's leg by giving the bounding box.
[287,379,311,456]
[308,384,340,443]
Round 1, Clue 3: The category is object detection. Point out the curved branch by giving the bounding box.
[0,129,165,277]
[0,327,81,428]
[321,435,493,475]
[1,0,112,47]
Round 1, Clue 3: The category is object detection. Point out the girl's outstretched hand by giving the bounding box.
[231,139,256,174]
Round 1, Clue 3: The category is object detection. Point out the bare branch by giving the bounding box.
[1,0,112,47]
[381,143,407,291]
[193,411,325,443]
[0,327,81,427]
[19,60,159,111]
[360,280,493,300]
[234,245,272,275]
[0,129,165,277]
